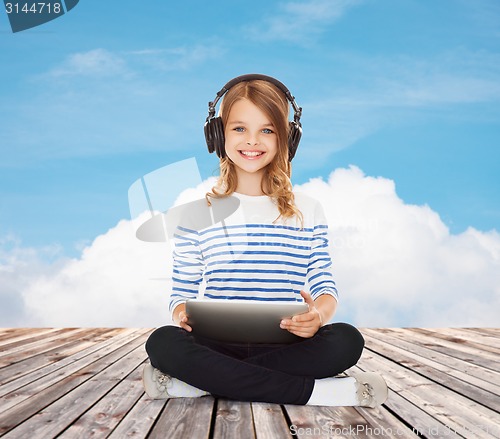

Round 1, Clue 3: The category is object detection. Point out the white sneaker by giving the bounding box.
[351,372,388,408]
[142,364,209,399]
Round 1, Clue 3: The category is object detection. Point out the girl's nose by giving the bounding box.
[246,132,259,146]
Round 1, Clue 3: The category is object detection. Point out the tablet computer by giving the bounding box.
[186,299,309,344]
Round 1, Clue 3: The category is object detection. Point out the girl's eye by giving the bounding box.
[234,127,245,132]
[262,128,274,134]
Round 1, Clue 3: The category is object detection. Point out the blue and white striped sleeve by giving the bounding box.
[168,226,204,318]
[306,202,339,303]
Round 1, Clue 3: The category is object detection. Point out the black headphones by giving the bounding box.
[204,74,303,161]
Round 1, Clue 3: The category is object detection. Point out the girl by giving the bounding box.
[143,75,387,407]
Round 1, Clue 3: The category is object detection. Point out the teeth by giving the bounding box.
[241,151,263,157]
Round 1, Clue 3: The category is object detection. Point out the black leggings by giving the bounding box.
[145,322,364,405]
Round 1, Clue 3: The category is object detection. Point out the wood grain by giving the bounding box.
[0,327,497,439]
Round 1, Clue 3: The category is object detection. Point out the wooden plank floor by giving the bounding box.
[0,328,498,438]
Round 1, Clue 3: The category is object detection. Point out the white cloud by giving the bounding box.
[2,45,221,164]
[371,49,500,106]
[299,48,500,161]
[1,167,499,327]
[126,44,224,71]
[248,0,362,44]
[0,236,64,326]
[295,166,500,326]
[47,48,130,78]
[44,45,224,79]
[460,0,500,39]
[2,222,174,327]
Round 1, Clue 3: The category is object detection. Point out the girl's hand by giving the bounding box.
[280,290,323,338]
[178,310,193,332]
[173,304,192,332]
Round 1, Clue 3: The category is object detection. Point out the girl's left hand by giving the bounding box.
[280,290,323,338]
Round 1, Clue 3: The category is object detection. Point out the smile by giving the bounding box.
[239,150,264,158]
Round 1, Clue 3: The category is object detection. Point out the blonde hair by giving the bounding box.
[206,79,303,226]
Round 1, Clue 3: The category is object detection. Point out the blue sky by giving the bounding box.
[1,0,499,256]
[0,1,499,327]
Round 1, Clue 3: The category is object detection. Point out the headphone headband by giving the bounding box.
[204,73,303,161]
[207,74,302,124]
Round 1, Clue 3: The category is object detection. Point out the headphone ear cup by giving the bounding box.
[204,119,216,154]
[288,121,302,161]
[212,117,225,158]
[204,117,226,158]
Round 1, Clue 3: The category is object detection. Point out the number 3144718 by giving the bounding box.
[5,2,62,14]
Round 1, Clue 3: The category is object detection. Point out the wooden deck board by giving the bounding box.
[361,329,500,412]
[0,328,498,439]
[251,403,291,439]
[213,399,255,439]
[356,344,499,438]
[148,397,214,439]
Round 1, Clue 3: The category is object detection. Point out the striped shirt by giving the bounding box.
[168,191,338,317]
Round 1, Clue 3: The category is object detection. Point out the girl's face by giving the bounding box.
[224,98,278,183]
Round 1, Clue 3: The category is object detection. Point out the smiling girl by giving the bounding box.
[142,74,388,408]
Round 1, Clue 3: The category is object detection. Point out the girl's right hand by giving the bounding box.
[173,303,192,332]
[178,310,193,332]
